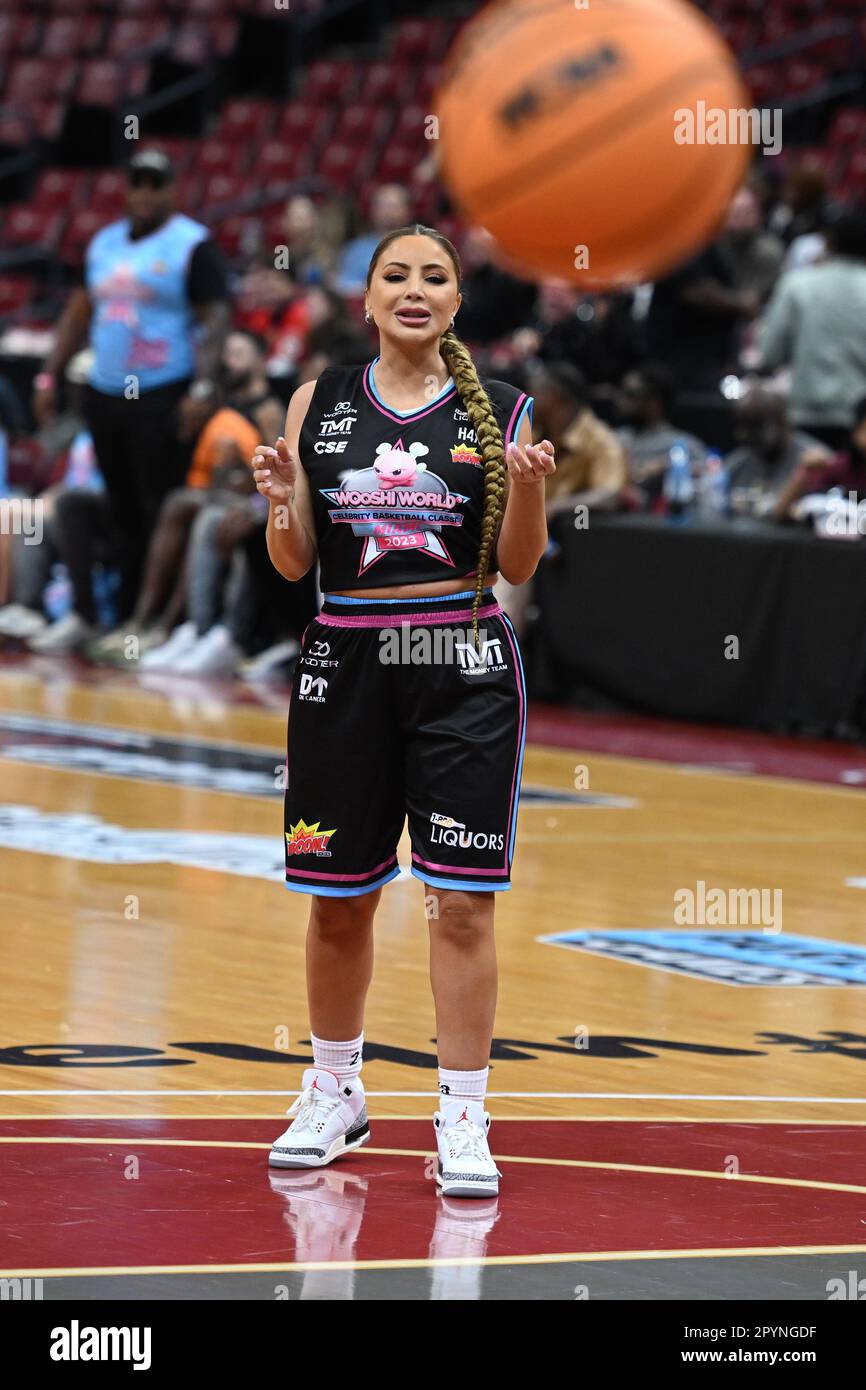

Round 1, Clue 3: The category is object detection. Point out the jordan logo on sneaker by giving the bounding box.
[458,1107,470,1123]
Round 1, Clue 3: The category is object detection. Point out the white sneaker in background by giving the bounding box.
[269,1068,370,1169]
[433,1099,502,1198]
[139,620,200,670]
[0,604,47,639]
[173,623,241,675]
[27,611,96,654]
[238,638,300,681]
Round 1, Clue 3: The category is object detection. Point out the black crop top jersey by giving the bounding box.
[298,357,534,589]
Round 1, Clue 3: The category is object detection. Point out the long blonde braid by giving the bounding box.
[438,329,506,649]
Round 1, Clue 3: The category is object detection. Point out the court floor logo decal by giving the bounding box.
[0,714,638,810]
[538,929,866,986]
[0,804,285,880]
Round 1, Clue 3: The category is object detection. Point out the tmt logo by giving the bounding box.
[454,636,507,676]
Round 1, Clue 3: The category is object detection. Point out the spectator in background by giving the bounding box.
[725,387,830,518]
[495,360,626,635]
[453,227,537,345]
[280,195,336,286]
[235,266,309,373]
[507,280,639,400]
[615,363,708,511]
[768,165,830,248]
[757,207,866,452]
[333,184,413,293]
[717,185,784,304]
[533,361,627,514]
[30,149,231,651]
[296,286,372,383]
[87,331,283,661]
[773,394,866,521]
[0,352,103,642]
[645,229,758,390]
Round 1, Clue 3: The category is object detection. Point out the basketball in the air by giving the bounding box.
[434,0,752,287]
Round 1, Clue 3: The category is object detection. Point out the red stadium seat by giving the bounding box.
[793,145,839,182]
[88,171,127,218]
[32,169,91,214]
[829,107,866,146]
[0,276,32,316]
[217,99,277,144]
[332,106,391,149]
[784,61,828,96]
[0,14,41,54]
[1,206,63,251]
[60,208,110,262]
[41,15,104,58]
[173,172,203,210]
[744,65,779,104]
[275,102,334,148]
[77,59,150,106]
[195,138,247,175]
[360,62,413,107]
[373,144,422,184]
[392,104,431,144]
[301,59,360,105]
[318,142,365,193]
[173,19,239,65]
[7,58,75,103]
[106,19,168,59]
[255,139,308,181]
[200,173,247,208]
[389,18,452,65]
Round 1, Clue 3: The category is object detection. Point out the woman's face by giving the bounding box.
[365,235,461,346]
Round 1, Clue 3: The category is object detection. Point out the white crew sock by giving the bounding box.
[437,1065,489,1104]
[310,1030,364,1084]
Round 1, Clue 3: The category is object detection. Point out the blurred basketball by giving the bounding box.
[434,0,752,287]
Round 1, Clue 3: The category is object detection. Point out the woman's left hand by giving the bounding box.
[506,438,556,485]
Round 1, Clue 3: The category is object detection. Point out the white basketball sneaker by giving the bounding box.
[269,1068,370,1169]
[433,1098,502,1197]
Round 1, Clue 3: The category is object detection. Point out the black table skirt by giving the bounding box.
[530,513,866,737]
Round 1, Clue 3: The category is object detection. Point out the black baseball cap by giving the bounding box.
[127,150,175,185]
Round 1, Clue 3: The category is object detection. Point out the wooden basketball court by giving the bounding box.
[1,654,865,1299]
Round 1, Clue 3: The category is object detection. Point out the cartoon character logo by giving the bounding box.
[320,438,470,574]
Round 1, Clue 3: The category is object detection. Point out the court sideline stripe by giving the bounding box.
[4,1245,866,1278]
[1,1090,865,1102]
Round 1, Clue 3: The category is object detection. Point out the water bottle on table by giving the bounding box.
[663,441,694,521]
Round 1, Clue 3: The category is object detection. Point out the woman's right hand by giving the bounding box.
[251,436,298,507]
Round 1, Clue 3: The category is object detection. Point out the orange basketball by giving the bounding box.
[434,0,752,287]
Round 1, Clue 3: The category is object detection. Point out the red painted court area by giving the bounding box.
[2,1120,864,1272]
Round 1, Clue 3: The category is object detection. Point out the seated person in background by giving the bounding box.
[725,386,830,518]
[534,360,627,515]
[772,395,866,522]
[0,351,100,641]
[494,360,626,637]
[83,330,283,660]
[615,363,708,510]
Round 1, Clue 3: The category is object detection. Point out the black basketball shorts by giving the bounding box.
[283,587,527,896]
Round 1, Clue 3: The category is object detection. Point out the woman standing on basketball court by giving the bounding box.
[251,224,555,1197]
